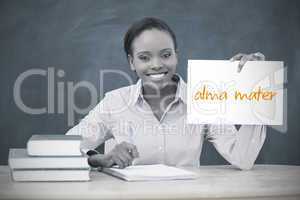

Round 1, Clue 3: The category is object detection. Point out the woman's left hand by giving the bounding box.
[230,52,265,72]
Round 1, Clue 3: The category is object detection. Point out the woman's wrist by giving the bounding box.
[88,153,104,168]
[88,153,114,168]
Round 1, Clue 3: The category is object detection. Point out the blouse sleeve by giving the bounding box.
[65,95,114,154]
[206,124,266,170]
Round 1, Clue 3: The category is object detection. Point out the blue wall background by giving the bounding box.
[0,0,299,165]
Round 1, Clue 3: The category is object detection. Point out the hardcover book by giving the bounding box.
[27,135,82,156]
[8,148,89,169]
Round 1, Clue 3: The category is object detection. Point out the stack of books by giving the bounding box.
[8,135,90,181]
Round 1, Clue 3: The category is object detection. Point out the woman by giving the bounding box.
[66,17,266,170]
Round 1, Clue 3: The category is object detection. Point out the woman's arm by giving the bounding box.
[206,125,266,170]
[66,94,139,169]
[88,141,139,169]
[65,95,113,154]
[206,52,267,170]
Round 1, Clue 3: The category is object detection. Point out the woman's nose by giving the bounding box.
[151,58,163,70]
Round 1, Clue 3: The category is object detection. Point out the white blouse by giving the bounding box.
[66,76,266,169]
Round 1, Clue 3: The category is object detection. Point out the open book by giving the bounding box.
[102,164,198,181]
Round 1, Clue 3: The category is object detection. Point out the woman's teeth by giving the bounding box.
[148,73,166,78]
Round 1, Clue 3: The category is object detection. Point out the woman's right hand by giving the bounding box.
[88,141,139,169]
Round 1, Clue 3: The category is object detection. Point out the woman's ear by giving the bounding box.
[128,54,135,71]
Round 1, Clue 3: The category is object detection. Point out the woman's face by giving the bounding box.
[128,29,178,89]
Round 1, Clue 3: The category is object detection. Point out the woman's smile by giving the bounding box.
[146,71,168,79]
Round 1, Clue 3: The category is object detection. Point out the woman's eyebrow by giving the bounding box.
[136,51,151,55]
[160,48,172,53]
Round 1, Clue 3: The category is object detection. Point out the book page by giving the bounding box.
[102,164,198,181]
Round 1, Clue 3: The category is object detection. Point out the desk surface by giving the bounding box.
[0,165,300,200]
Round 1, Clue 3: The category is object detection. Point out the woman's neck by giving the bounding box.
[142,81,178,103]
[142,79,178,121]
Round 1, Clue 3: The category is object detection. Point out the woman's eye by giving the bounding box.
[138,55,150,61]
[162,53,171,59]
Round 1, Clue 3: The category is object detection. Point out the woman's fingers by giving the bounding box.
[109,141,140,168]
[230,53,245,62]
[112,155,125,169]
[87,141,140,169]
[237,54,251,72]
[252,52,265,60]
[123,142,139,158]
[130,146,139,158]
[231,52,266,72]
[118,149,133,166]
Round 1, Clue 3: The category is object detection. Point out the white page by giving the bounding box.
[102,164,198,181]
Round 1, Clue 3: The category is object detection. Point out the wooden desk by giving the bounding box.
[0,165,299,200]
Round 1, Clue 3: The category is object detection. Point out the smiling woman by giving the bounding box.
[128,29,177,87]
[66,17,267,170]
[127,28,179,121]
